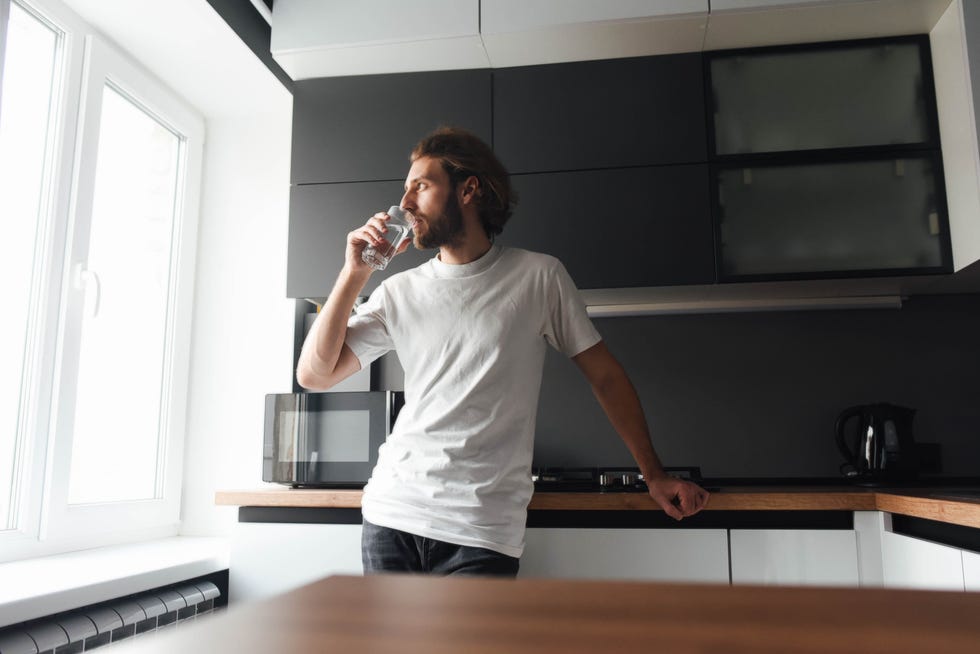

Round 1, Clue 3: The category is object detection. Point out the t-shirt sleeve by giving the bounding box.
[543,260,603,358]
[344,283,395,369]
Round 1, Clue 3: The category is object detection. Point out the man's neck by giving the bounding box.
[437,212,493,265]
[438,236,493,265]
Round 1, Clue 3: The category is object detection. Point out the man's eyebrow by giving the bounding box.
[404,176,433,190]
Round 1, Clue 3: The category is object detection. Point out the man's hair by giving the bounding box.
[410,126,516,240]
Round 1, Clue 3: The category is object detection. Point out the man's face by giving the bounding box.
[401,156,465,250]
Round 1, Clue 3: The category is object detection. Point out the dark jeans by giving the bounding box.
[361,519,520,578]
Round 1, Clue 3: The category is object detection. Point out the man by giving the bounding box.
[296,127,709,577]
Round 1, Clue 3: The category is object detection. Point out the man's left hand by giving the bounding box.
[647,476,710,521]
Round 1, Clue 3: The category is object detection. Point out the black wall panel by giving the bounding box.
[493,54,707,173]
[500,165,714,289]
[291,69,492,184]
[288,181,435,298]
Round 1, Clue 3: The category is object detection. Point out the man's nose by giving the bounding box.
[400,190,416,212]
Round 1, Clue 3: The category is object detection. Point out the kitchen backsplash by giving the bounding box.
[528,293,980,478]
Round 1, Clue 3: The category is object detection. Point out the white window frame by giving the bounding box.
[0,0,203,561]
[1,0,86,561]
[0,0,9,102]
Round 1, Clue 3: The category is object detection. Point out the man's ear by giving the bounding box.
[460,175,480,205]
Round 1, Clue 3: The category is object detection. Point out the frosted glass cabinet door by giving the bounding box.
[709,39,935,155]
[715,155,950,279]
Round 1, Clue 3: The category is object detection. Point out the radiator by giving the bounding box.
[0,573,224,653]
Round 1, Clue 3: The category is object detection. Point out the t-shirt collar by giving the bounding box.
[428,244,502,279]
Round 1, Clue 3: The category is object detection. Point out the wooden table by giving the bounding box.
[111,574,980,653]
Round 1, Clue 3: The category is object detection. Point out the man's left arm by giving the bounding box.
[571,340,710,520]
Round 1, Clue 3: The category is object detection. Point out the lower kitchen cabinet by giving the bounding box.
[229,523,363,603]
[729,529,859,586]
[963,550,980,592]
[881,529,966,591]
[520,528,729,583]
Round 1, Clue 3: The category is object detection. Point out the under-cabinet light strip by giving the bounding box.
[585,295,904,317]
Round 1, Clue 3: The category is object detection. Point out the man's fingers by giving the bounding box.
[663,502,683,521]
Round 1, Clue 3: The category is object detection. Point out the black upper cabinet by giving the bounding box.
[499,165,714,289]
[288,180,435,298]
[291,69,492,184]
[493,54,707,174]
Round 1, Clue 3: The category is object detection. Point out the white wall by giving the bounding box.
[178,110,294,537]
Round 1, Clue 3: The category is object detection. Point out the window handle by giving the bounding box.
[72,263,102,318]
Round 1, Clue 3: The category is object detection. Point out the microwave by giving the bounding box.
[263,391,404,487]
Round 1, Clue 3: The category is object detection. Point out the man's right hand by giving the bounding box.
[345,211,411,273]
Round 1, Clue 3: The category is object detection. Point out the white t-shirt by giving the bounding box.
[345,244,602,558]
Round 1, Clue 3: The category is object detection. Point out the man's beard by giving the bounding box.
[413,189,466,250]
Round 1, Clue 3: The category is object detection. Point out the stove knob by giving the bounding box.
[621,473,637,486]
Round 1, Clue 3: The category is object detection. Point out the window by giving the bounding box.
[0,0,203,561]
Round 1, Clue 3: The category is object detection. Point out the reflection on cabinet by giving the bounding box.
[708,38,936,156]
[229,523,363,603]
[501,165,714,289]
[287,180,433,298]
[881,530,965,591]
[729,529,859,586]
[290,69,491,184]
[493,54,706,173]
[520,528,729,582]
[715,154,951,279]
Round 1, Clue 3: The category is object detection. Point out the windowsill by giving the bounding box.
[0,536,229,628]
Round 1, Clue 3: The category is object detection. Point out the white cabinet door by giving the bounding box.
[963,550,980,591]
[710,0,836,9]
[730,530,859,586]
[270,0,487,78]
[881,530,965,591]
[520,528,729,583]
[229,522,363,604]
[480,0,708,68]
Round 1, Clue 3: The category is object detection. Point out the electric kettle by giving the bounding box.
[835,403,918,482]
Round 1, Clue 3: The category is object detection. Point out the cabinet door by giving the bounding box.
[493,54,706,174]
[500,165,714,289]
[230,522,363,603]
[881,530,965,591]
[714,154,952,280]
[730,529,859,586]
[287,181,433,298]
[291,69,491,184]
[521,528,730,582]
[707,38,937,156]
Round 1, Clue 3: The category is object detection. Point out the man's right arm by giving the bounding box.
[296,267,371,391]
[295,210,408,391]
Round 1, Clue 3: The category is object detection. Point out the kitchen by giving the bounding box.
[2,0,980,652]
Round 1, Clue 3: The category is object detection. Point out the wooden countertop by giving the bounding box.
[215,486,980,529]
[108,574,980,654]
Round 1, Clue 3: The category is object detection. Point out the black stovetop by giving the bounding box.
[531,466,707,493]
